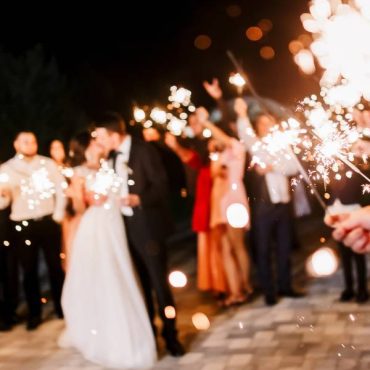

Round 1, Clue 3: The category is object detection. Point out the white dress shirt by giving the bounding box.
[0,154,66,222]
[237,116,299,204]
[115,136,133,216]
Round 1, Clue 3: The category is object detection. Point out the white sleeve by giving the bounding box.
[236,116,258,151]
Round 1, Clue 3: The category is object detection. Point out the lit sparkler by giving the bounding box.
[20,167,56,210]
[85,161,123,198]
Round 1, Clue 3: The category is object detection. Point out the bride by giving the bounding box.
[59,131,156,369]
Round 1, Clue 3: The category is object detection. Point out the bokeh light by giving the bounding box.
[258,19,273,33]
[246,27,263,41]
[226,203,249,228]
[192,313,211,331]
[306,247,339,277]
[194,35,212,50]
[169,271,188,288]
[226,4,241,17]
[260,46,275,60]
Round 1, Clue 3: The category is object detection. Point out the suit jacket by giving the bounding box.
[124,137,173,247]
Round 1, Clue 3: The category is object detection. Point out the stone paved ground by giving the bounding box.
[1,216,370,370]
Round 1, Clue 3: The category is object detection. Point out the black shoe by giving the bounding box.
[356,291,369,304]
[340,290,355,302]
[26,316,42,331]
[265,295,277,306]
[166,339,185,357]
[0,321,12,332]
[278,290,305,298]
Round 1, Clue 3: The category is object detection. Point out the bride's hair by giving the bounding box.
[93,111,126,135]
[68,131,92,167]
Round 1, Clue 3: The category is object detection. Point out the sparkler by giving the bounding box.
[229,72,246,95]
[227,51,329,211]
[85,161,123,200]
[20,167,56,210]
[132,86,196,137]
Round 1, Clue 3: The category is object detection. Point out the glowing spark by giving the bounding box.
[362,184,370,194]
[229,73,246,88]
[306,247,339,277]
[168,271,187,288]
[133,107,146,122]
[164,306,176,319]
[192,313,211,331]
[226,203,249,228]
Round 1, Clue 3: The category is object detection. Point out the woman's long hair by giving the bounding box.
[67,131,92,168]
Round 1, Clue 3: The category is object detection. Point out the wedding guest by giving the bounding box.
[196,107,252,306]
[165,127,227,298]
[0,206,18,331]
[0,131,66,330]
[49,139,67,167]
[235,104,303,305]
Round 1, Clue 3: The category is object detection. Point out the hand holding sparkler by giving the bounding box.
[326,206,370,254]
[234,97,249,118]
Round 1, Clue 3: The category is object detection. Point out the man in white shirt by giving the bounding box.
[0,132,66,330]
[234,100,303,306]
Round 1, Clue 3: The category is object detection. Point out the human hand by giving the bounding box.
[195,106,210,125]
[164,133,178,150]
[121,194,141,208]
[234,97,248,118]
[328,206,370,253]
[203,78,222,100]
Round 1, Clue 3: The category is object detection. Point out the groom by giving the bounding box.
[94,112,185,357]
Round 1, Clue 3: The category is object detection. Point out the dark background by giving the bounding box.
[0,0,318,159]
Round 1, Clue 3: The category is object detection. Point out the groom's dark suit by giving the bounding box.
[114,136,178,344]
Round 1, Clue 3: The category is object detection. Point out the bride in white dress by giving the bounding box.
[59,132,156,369]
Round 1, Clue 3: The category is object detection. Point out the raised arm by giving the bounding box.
[196,107,234,147]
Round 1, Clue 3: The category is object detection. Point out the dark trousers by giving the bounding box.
[11,216,64,318]
[338,242,368,293]
[252,202,294,297]
[124,216,177,343]
[0,242,19,323]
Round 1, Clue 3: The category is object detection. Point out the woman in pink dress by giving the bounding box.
[197,107,252,306]
[165,130,227,297]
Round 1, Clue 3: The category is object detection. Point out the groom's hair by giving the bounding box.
[94,111,126,135]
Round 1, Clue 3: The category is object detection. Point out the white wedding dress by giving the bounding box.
[59,167,156,369]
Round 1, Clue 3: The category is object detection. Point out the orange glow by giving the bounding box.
[289,40,304,55]
[260,46,275,60]
[194,35,212,50]
[192,313,211,331]
[298,34,312,47]
[258,19,273,33]
[226,4,241,17]
[164,306,176,319]
[246,27,263,41]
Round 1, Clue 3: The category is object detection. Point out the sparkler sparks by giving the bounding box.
[85,161,123,198]
[20,167,56,210]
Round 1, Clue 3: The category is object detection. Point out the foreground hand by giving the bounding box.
[121,194,141,208]
[328,206,370,253]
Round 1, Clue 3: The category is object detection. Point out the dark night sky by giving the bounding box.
[0,0,318,117]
